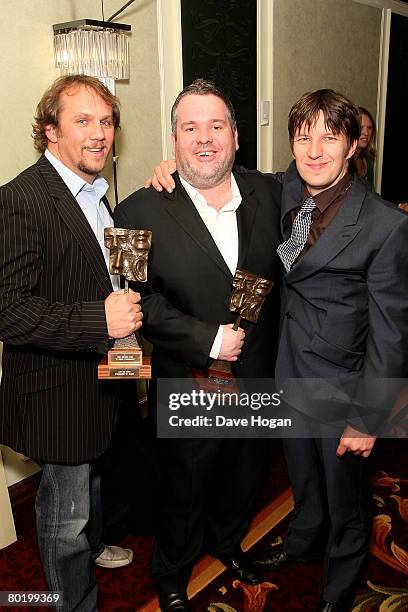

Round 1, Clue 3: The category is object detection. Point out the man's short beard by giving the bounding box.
[177,156,235,190]
[77,162,99,178]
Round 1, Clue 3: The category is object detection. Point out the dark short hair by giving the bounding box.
[32,75,120,153]
[171,78,237,134]
[288,89,360,149]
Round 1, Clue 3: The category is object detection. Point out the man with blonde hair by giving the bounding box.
[0,75,142,611]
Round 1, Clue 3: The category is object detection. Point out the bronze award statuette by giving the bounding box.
[98,227,152,380]
[207,268,274,386]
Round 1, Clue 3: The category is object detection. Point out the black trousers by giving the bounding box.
[282,410,372,603]
[152,437,267,594]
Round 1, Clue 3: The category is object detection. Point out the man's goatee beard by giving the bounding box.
[78,162,100,177]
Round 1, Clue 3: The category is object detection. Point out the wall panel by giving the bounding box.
[272,0,382,171]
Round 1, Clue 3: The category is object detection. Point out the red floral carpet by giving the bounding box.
[1,440,407,611]
[0,498,155,612]
[191,440,408,612]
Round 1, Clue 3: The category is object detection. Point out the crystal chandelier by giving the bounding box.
[53,20,131,81]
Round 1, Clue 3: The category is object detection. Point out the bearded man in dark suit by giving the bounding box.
[115,79,282,612]
[0,75,142,611]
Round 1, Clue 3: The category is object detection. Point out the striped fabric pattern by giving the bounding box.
[0,156,119,463]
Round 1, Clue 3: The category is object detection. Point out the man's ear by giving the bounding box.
[346,139,358,160]
[171,133,176,157]
[234,128,239,151]
[44,124,58,144]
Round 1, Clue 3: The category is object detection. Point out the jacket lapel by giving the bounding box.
[37,156,113,295]
[102,195,114,220]
[282,166,366,283]
[164,173,233,279]
[280,161,304,239]
[234,171,259,268]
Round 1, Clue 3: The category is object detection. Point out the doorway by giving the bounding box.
[180,0,257,169]
[381,12,408,203]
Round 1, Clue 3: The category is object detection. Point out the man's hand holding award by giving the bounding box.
[201,268,274,388]
[98,227,152,380]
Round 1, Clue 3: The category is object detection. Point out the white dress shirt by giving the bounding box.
[179,174,242,359]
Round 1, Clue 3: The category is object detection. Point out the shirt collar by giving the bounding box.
[45,149,109,201]
[179,173,242,212]
[303,172,352,213]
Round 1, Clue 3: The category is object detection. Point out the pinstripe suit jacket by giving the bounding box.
[0,155,119,463]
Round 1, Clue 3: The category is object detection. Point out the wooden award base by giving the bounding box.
[191,360,240,395]
[208,359,234,382]
[98,355,151,380]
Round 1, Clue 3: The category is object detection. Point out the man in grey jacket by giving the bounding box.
[252,89,408,611]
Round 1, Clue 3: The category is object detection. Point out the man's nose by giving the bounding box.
[90,122,105,140]
[196,127,212,144]
[307,139,323,158]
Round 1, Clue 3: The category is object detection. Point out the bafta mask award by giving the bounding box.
[207,268,274,385]
[98,227,152,380]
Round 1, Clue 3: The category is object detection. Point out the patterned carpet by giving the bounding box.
[0,440,407,611]
[189,440,408,612]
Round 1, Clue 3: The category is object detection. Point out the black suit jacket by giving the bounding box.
[0,155,119,463]
[115,169,282,379]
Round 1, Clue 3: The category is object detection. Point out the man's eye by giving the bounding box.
[323,136,337,142]
[78,119,87,125]
[185,127,195,132]
[101,120,113,127]
[213,125,222,130]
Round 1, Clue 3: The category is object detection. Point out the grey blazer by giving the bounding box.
[276,162,408,432]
